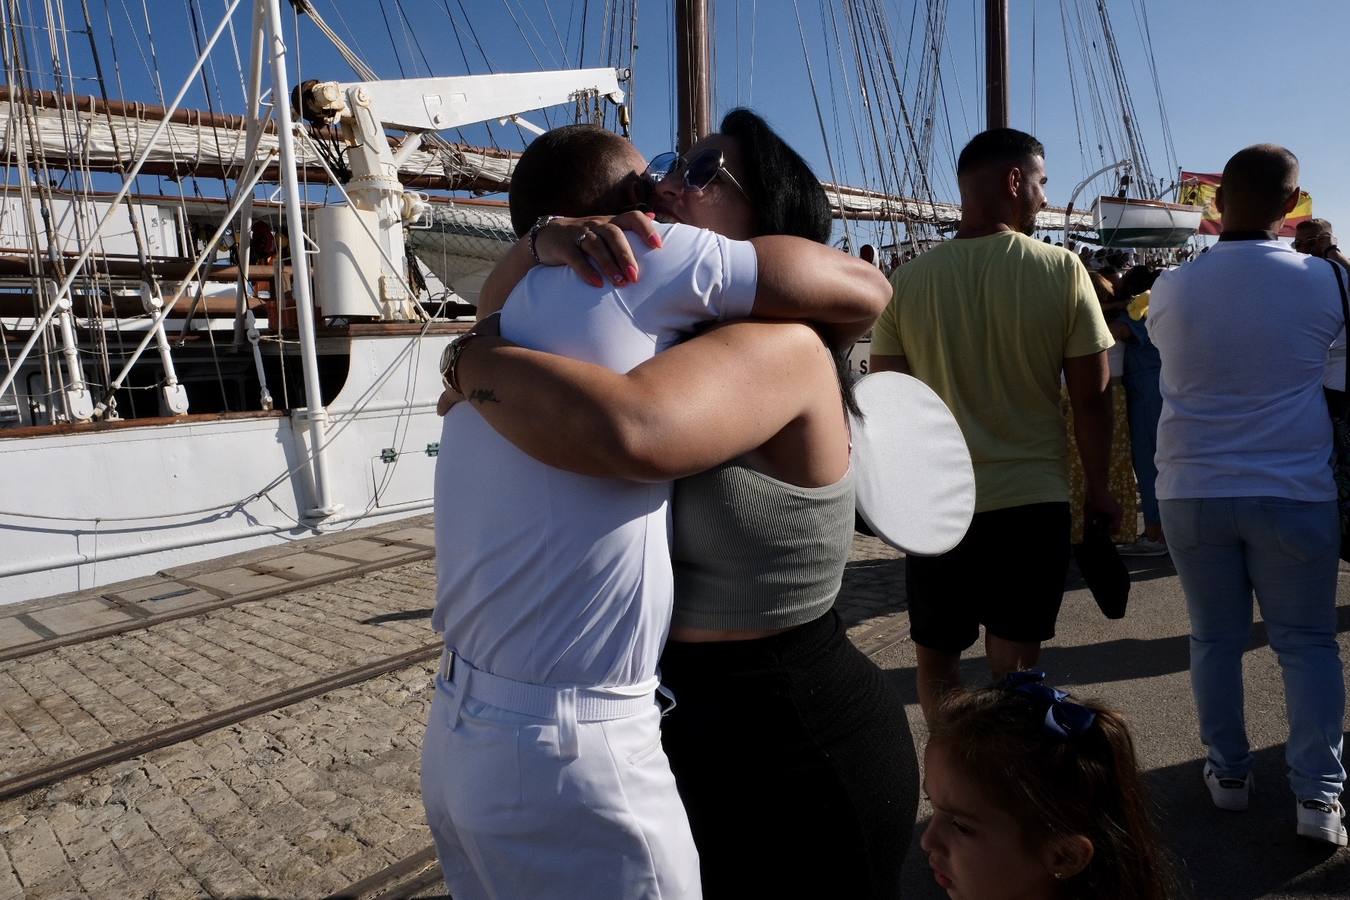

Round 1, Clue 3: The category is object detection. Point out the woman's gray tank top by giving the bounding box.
[670,461,855,632]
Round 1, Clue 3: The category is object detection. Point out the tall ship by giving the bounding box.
[0,0,1184,604]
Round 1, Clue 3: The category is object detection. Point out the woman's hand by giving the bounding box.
[533,211,663,288]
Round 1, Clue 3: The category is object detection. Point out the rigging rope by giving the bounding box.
[791,0,852,249]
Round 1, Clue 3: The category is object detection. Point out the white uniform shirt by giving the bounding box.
[433,223,758,687]
[1149,238,1342,502]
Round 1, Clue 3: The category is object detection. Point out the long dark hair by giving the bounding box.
[929,687,1179,900]
[719,108,860,415]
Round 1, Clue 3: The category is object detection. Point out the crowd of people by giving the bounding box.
[419,114,1346,899]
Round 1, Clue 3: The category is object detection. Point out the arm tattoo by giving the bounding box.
[468,387,500,405]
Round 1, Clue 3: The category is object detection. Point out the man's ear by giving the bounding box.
[1042,834,1094,881]
[1007,165,1023,199]
[1282,187,1301,215]
[1214,185,1225,215]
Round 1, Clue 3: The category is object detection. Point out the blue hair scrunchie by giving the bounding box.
[999,670,1097,739]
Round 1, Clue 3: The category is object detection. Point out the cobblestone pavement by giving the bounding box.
[0,529,910,898]
[0,559,439,780]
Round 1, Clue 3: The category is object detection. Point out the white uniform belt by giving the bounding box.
[438,648,658,722]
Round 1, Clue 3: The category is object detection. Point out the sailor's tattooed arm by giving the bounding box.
[468,387,499,405]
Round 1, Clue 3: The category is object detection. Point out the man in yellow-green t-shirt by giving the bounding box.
[870,128,1117,722]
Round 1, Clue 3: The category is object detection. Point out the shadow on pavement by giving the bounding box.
[880,598,1350,701]
[1044,602,1350,688]
[1066,553,1178,589]
[1145,739,1350,899]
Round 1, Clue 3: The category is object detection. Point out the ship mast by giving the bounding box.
[985,0,1009,130]
[674,0,711,152]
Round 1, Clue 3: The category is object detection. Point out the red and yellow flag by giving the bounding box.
[1179,171,1312,237]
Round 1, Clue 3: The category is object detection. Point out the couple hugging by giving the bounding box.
[421,110,919,899]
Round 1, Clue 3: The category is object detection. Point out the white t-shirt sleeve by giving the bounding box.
[627,224,757,342]
[710,231,758,320]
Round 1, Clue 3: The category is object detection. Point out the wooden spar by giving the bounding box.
[985,0,1009,130]
[675,0,712,152]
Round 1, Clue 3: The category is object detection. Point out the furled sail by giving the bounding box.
[0,89,515,192]
[824,181,1093,231]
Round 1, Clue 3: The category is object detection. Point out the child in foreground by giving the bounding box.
[922,673,1177,900]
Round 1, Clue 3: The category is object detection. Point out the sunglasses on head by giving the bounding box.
[643,149,749,198]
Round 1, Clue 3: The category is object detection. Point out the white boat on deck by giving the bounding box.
[1093,196,1204,248]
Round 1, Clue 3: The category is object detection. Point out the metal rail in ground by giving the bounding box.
[324,846,445,899]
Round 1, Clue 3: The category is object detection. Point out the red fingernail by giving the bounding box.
[645,211,656,219]
[647,234,663,248]
[588,273,604,288]
[625,265,639,284]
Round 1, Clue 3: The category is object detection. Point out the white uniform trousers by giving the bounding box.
[421,650,702,900]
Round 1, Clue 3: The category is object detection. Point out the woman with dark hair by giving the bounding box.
[443,109,918,898]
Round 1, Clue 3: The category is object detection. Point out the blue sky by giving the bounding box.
[80,1,1350,241]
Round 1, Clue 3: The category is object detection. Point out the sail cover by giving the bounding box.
[0,100,515,190]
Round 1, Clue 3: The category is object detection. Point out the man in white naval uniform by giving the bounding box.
[422,125,887,899]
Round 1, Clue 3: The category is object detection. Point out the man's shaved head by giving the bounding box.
[1218,144,1300,225]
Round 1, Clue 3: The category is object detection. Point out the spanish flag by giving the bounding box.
[1179,171,1313,237]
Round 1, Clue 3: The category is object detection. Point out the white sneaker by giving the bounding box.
[1204,765,1252,811]
[1296,799,1348,847]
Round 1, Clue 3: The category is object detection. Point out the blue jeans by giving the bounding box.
[1161,497,1345,803]
[1124,367,1163,527]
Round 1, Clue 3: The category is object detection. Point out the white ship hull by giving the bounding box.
[0,328,455,604]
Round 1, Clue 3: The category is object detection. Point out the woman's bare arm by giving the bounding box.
[748,237,891,349]
[476,219,888,348]
[452,321,833,482]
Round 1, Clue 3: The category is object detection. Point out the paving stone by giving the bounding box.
[68,843,132,897]
[0,619,44,651]
[7,818,66,889]
[377,526,436,547]
[27,600,131,637]
[0,842,22,900]
[111,581,217,614]
[250,552,357,580]
[318,539,420,564]
[185,567,288,596]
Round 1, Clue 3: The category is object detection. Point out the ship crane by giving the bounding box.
[295,69,628,322]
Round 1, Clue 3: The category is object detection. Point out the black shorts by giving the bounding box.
[905,501,1071,653]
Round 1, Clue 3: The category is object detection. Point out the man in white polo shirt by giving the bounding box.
[422,125,889,898]
[1149,143,1346,847]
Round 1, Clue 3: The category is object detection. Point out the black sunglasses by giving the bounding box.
[643,149,749,198]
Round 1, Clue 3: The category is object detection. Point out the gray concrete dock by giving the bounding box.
[0,517,1346,898]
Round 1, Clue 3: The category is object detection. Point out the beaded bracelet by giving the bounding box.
[529,215,557,264]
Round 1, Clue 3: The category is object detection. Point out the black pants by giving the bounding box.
[659,610,919,900]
